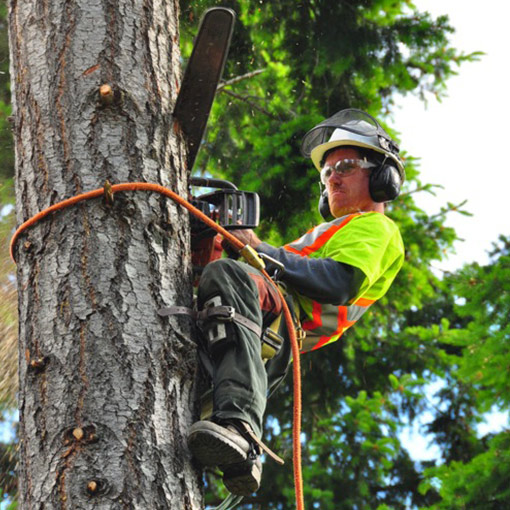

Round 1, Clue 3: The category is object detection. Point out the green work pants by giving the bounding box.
[197,258,292,438]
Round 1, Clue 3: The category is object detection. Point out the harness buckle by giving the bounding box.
[295,325,306,350]
[261,327,283,360]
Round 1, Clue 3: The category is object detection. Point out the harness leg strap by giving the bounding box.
[158,301,262,339]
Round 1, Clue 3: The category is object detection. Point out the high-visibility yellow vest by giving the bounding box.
[284,212,404,352]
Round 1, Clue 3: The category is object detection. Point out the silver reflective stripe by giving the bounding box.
[301,302,344,339]
[285,214,354,253]
[319,303,341,334]
[346,303,370,322]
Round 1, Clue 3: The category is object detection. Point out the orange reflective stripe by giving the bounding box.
[285,245,302,256]
[353,297,375,307]
[284,213,361,257]
[302,301,322,331]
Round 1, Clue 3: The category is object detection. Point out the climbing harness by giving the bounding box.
[10,180,305,510]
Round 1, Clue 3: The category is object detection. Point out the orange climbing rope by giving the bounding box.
[10,181,304,510]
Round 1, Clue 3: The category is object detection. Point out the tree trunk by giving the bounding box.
[9,0,203,507]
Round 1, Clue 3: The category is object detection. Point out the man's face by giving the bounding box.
[323,147,374,218]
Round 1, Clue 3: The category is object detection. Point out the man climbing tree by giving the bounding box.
[9,0,203,507]
[185,109,405,497]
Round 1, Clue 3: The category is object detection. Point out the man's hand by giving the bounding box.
[228,229,262,249]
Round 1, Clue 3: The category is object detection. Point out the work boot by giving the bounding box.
[222,456,262,496]
[187,419,262,496]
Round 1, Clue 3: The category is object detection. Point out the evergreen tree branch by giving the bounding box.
[218,88,276,119]
[217,68,266,90]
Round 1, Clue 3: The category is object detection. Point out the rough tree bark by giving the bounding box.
[9,0,204,507]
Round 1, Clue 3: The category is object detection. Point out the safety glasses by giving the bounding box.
[320,159,376,184]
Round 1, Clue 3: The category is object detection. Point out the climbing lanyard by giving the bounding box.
[10,181,305,510]
[213,493,244,510]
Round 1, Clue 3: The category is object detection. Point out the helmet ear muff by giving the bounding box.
[318,188,333,221]
[369,163,401,203]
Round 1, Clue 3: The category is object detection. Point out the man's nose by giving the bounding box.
[327,171,343,185]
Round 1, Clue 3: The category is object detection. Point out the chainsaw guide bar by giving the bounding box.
[173,7,236,171]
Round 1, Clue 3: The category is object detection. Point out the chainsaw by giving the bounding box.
[190,176,259,274]
[173,8,260,275]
